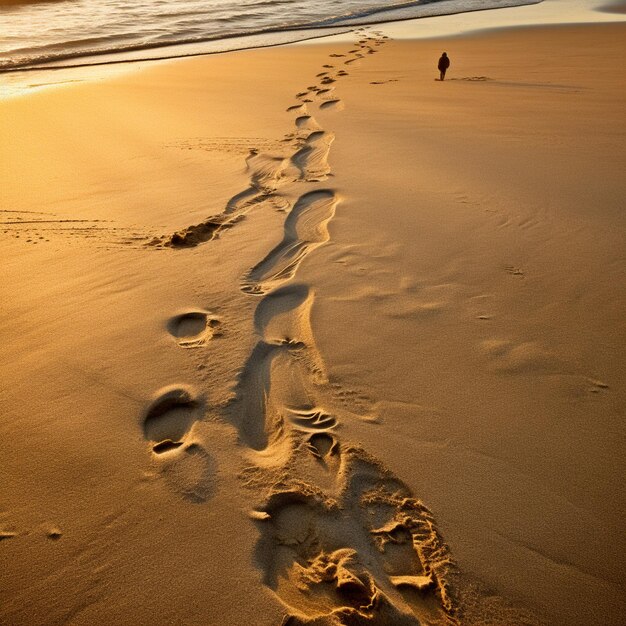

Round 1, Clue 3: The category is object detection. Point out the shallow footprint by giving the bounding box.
[167,310,220,348]
[161,442,217,503]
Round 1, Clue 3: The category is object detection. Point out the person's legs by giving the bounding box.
[440,70,445,81]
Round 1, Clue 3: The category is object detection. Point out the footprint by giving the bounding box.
[307,432,338,460]
[290,131,335,182]
[231,286,329,454]
[480,339,559,374]
[254,284,313,342]
[241,190,339,294]
[319,99,344,112]
[505,264,525,277]
[243,151,289,196]
[144,388,216,502]
[287,103,307,113]
[143,386,201,453]
[229,342,294,452]
[167,310,220,348]
[254,448,455,624]
[295,115,320,131]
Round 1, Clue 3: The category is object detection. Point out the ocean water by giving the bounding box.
[0,0,538,71]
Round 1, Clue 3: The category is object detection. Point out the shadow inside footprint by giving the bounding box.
[143,386,201,452]
[319,99,344,111]
[152,439,184,454]
[308,432,338,460]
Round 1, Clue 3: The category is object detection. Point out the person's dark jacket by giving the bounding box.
[438,54,450,71]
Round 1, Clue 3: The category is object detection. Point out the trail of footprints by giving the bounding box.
[149,31,386,249]
[142,29,457,624]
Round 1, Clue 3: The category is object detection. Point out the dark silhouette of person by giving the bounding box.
[438,52,450,81]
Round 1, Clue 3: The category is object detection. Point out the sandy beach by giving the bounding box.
[1,10,625,626]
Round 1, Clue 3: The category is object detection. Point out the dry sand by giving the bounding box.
[1,19,625,626]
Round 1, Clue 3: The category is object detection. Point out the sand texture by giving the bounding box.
[1,21,625,626]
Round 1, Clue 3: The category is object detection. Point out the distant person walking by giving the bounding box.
[438,52,450,81]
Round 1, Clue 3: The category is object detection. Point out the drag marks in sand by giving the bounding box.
[157,149,291,248]
[0,210,147,247]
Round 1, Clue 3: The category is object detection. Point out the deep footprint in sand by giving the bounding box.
[253,448,456,625]
[230,285,329,453]
[158,139,293,248]
[143,386,202,453]
[307,432,338,460]
[167,310,220,348]
[144,388,216,502]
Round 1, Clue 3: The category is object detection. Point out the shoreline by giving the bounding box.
[3,0,626,99]
[1,16,624,626]
[0,0,539,74]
